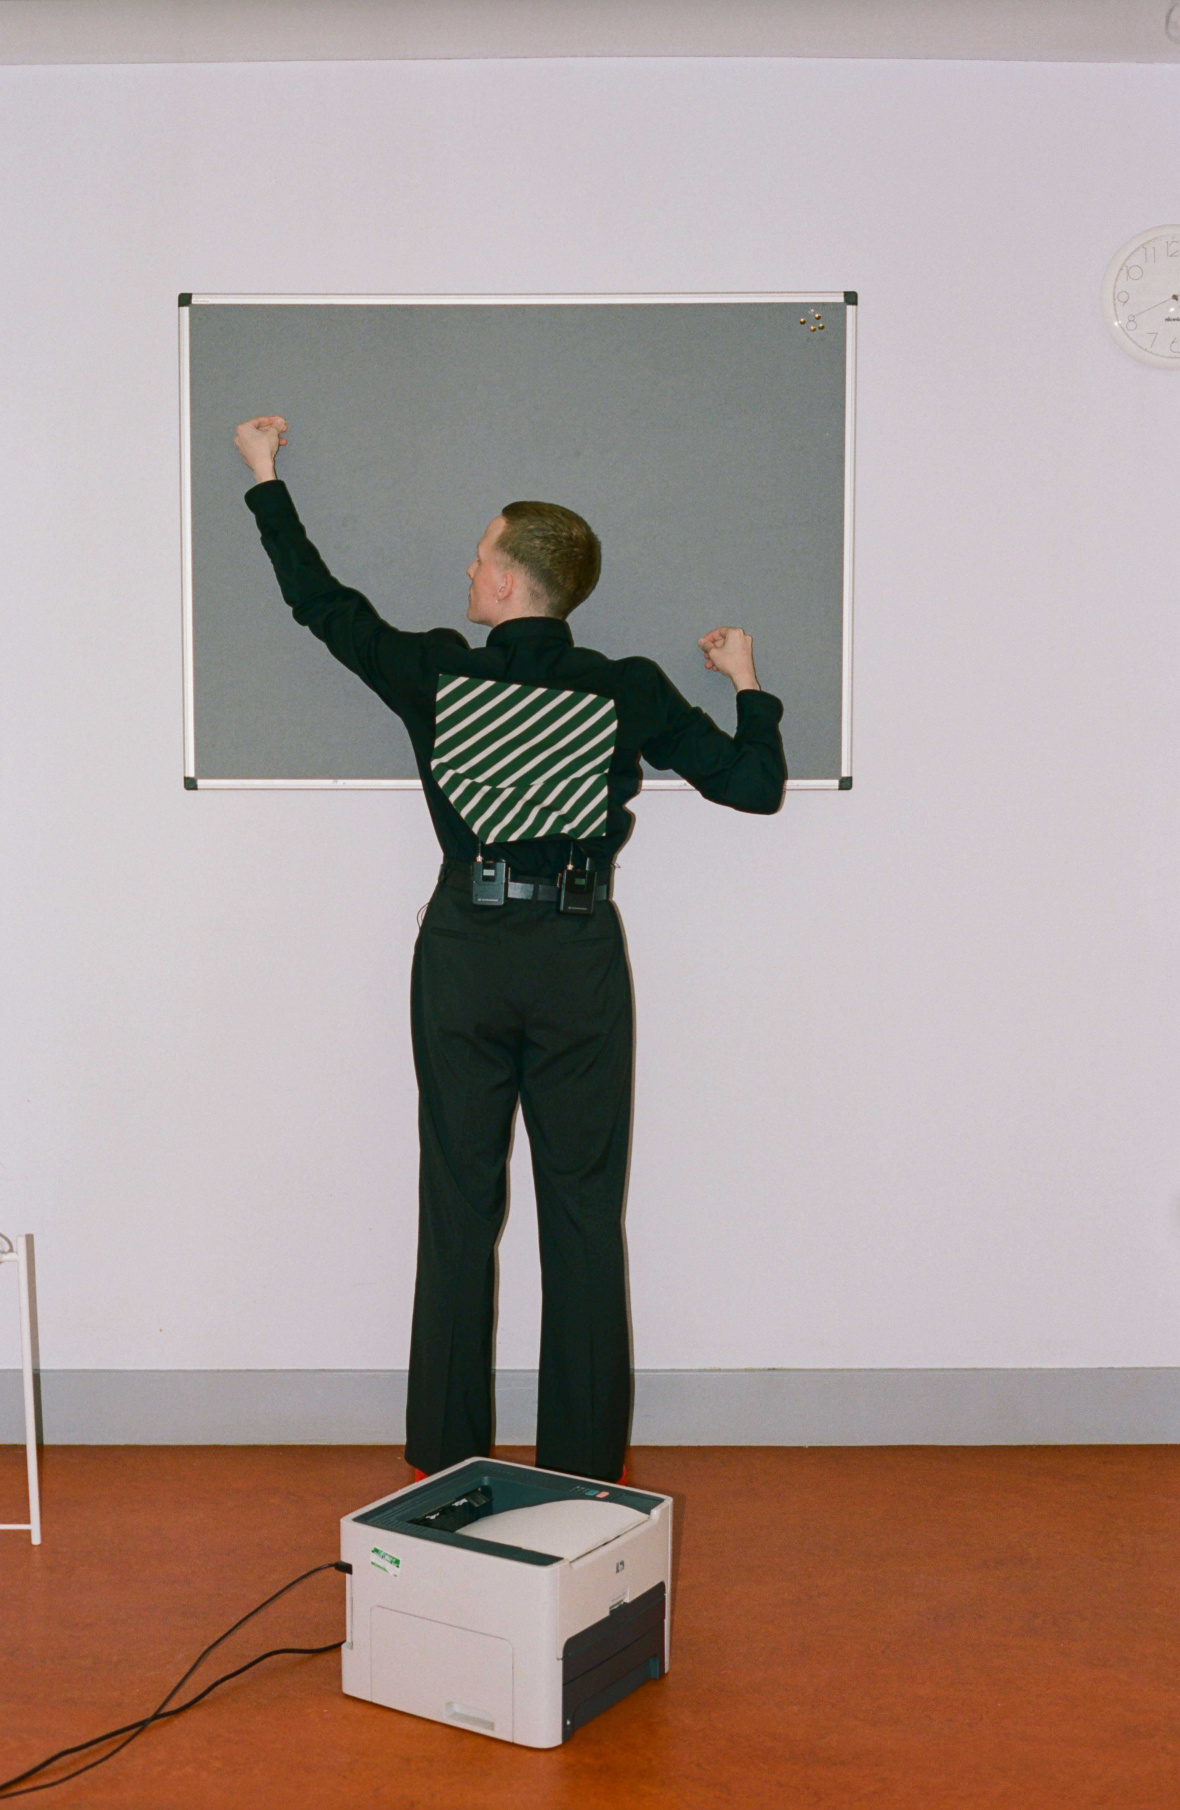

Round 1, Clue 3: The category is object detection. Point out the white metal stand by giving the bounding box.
[1,1234,41,1544]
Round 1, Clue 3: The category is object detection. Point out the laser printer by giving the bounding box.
[340,1457,672,1747]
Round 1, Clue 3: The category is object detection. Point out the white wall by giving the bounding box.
[2,55,1180,1378]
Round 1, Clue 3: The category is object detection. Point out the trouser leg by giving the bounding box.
[404,888,522,1474]
[520,902,634,1483]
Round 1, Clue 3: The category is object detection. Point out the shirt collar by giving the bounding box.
[486,615,573,649]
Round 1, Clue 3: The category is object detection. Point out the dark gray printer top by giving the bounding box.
[351,1458,661,1567]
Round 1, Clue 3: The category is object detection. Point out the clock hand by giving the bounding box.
[1126,294,1177,319]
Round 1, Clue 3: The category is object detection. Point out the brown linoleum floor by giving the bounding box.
[1,1444,1178,1807]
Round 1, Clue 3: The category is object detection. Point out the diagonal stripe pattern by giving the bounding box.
[430,673,619,844]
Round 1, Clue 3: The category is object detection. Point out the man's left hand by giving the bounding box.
[698,626,760,692]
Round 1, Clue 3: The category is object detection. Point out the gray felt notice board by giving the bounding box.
[180,294,856,789]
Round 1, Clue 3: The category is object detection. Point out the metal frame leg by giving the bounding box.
[1,1233,41,1544]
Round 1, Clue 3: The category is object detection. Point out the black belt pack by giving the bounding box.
[458,858,612,914]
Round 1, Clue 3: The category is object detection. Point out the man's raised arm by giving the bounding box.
[233,414,461,713]
[638,626,786,814]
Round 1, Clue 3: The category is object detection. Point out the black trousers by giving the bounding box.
[403,875,634,1483]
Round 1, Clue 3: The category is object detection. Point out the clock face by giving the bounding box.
[1101,227,1180,367]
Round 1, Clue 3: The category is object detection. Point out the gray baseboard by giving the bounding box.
[2,1368,1179,1445]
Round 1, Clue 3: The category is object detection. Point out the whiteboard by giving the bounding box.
[180,293,856,790]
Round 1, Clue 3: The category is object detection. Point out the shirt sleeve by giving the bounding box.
[243,480,465,714]
[637,663,787,813]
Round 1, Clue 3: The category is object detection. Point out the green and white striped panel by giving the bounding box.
[430,674,618,844]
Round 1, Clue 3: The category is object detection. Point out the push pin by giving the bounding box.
[799,317,806,324]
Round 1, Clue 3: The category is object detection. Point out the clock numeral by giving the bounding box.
[1127,264,1144,280]
[1171,338,1180,355]
[1117,290,1130,304]
[1145,331,1158,347]
[1127,317,1137,330]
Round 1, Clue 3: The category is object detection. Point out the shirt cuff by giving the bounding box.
[736,687,783,725]
[244,478,296,524]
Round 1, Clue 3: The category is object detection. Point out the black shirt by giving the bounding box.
[245,480,787,876]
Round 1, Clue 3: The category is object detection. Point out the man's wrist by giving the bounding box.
[249,464,277,487]
[732,674,760,693]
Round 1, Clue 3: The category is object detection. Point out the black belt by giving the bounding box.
[439,861,613,905]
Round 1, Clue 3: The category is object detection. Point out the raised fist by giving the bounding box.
[698,626,759,692]
[233,415,288,483]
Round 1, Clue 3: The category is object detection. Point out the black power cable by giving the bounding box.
[0,1558,351,1799]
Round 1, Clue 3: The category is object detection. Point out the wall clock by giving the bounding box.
[1101,227,1180,367]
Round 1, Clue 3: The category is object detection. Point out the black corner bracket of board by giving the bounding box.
[839,776,853,790]
[178,292,192,308]
[184,776,198,790]
[844,290,858,306]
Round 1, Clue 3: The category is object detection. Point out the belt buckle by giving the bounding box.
[472,857,507,907]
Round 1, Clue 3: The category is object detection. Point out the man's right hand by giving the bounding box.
[234,415,288,485]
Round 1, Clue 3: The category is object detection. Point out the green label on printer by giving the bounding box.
[370,1546,400,1576]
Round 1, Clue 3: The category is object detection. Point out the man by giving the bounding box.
[234,412,786,1484]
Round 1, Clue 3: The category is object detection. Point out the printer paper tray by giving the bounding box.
[562,1582,666,1740]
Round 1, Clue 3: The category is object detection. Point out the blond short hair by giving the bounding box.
[498,501,602,618]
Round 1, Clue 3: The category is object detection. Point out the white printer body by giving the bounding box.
[340,1457,672,1748]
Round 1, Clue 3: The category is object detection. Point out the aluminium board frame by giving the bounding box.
[179,291,857,792]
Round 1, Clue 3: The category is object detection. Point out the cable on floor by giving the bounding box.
[0,1558,351,1798]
